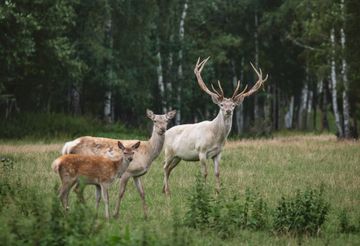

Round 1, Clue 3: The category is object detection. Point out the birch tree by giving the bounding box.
[330,28,344,137]
[340,0,351,138]
[176,0,188,125]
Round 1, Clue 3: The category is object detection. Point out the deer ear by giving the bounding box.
[118,141,125,150]
[146,109,155,120]
[211,95,221,105]
[132,141,141,150]
[166,110,176,120]
[233,97,244,106]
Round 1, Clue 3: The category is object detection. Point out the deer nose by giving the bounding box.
[226,110,232,114]
[128,157,133,162]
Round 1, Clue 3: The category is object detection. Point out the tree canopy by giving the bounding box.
[1,0,359,138]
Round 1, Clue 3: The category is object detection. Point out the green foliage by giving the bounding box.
[273,186,329,236]
[185,173,270,239]
[184,172,212,229]
[338,210,360,234]
[0,112,144,139]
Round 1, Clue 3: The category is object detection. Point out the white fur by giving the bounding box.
[61,139,81,155]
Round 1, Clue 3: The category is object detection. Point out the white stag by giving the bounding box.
[163,57,268,195]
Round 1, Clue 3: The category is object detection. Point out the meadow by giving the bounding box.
[0,134,359,245]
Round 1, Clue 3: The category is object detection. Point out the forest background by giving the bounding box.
[1,0,359,139]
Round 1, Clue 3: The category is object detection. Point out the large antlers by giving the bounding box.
[194,57,268,102]
[232,62,268,102]
[194,57,224,100]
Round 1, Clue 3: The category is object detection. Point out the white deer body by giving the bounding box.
[163,57,267,195]
[165,111,231,162]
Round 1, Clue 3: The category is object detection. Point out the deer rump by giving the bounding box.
[62,136,143,159]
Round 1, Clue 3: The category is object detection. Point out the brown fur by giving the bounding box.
[53,141,140,219]
[61,109,176,219]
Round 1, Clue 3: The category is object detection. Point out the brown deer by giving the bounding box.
[61,109,176,218]
[52,141,140,219]
[163,57,268,195]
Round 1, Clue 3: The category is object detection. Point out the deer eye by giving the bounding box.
[220,104,223,107]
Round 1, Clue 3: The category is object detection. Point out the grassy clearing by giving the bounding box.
[0,134,359,245]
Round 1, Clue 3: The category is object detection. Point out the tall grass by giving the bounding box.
[0,135,359,245]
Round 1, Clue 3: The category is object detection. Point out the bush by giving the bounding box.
[273,186,329,236]
[338,210,359,234]
[184,173,270,239]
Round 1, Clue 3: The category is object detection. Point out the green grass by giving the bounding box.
[0,134,359,245]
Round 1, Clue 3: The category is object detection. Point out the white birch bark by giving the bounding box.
[157,38,166,113]
[330,28,344,137]
[104,17,113,123]
[298,83,308,129]
[285,96,294,129]
[340,0,351,138]
[176,0,188,125]
[104,91,112,123]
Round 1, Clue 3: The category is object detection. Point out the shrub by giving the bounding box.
[338,210,359,234]
[273,186,329,236]
[184,172,211,229]
[184,173,270,238]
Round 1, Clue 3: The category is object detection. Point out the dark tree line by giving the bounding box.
[1,0,359,138]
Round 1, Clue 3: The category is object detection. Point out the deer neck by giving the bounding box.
[212,110,233,142]
[148,125,165,161]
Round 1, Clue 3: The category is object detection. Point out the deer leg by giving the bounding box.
[59,179,76,210]
[163,156,181,195]
[199,152,208,182]
[213,153,222,193]
[95,184,101,215]
[133,177,148,219]
[100,184,110,220]
[74,182,86,204]
[113,172,131,219]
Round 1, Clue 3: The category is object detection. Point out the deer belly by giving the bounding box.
[178,150,200,161]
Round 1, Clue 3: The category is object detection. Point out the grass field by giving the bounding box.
[0,134,359,245]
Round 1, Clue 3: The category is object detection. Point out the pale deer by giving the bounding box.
[52,141,140,219]
[61,109,176,218]
[163,57,268,195]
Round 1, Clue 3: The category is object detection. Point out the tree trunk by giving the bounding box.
[71,85,81,115]
[298,83,308,130]
[340,0,351,138]
[330,28,344,137]
[104,15,113,123]
[285,96,294,129]
[156,38,166,114]
[319,79,329,131]
[231,59,243,135]
[176,0,188,125]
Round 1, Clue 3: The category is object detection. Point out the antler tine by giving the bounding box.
[194,57,221,99]
[217,80,224,97]
[211,83,222,97]
[195,56,210,74]
[231,80,241,99]
[233,62,268,102]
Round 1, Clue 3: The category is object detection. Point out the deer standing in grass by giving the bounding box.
[163,57,268,195]
[61,109,176,218]
[52,141,140,220]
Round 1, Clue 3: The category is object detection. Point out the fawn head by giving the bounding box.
[118,141,141,162]
[146,109,176,135]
